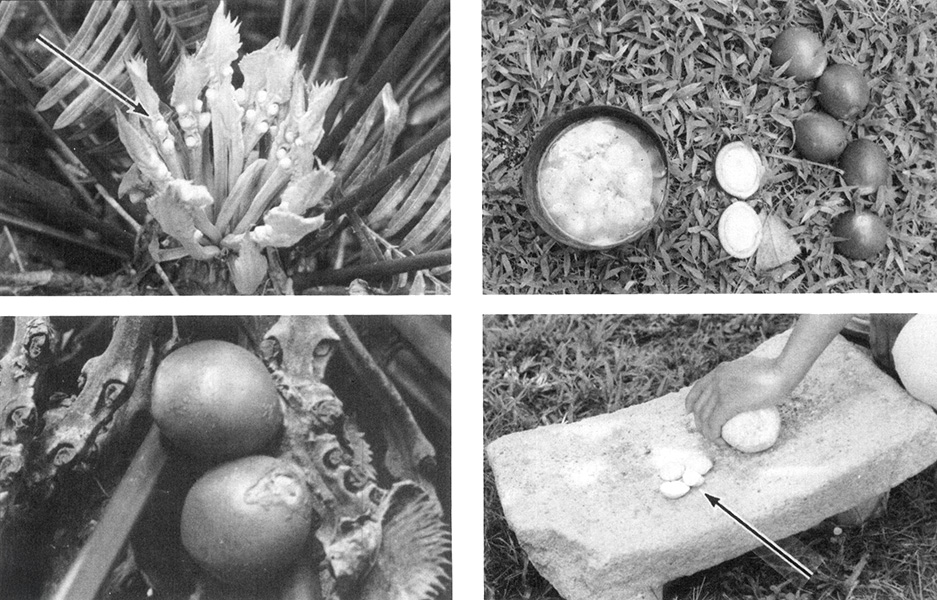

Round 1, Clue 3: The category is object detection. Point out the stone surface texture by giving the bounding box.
[486,332,937,600]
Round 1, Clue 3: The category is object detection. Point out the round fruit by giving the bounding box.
[893,314,937,408]
[721,407,781,453]
[718,201,763,259]
[714,141,765,199]
[831,210,888,260]
[770,27,828,81]
[151,340,283,462]
[181,455,313,585]
[840,139,889,194]
[794,112,847,163]
[817,64,870,119]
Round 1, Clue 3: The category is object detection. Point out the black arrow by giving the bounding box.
[703,492,813,580]
[36,34,149,118]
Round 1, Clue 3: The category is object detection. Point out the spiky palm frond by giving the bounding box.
[33,0,211,130]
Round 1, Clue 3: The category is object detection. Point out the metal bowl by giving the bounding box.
[522,106,670,250]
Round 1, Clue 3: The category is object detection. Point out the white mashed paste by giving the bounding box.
[538,117,662,246]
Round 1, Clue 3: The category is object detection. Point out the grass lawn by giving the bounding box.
[482,1,937,294]
[484,315,937,599]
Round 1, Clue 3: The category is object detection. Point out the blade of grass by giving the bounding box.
[293,0,319,60]
[325,115,449,218]
[132,0,166,102]
[322,0,396,134]
[0,40,119,199]
[295,248,450,289]
[0,212,130,262]
[279,0,294,41]
[0,157,134,249]
[398,26,449,103]
[49,423,168,600]
[316,0,447,161]
[307,0,345,83]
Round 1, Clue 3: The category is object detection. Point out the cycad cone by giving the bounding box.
[718,201,763,259]
[893,314,937,408]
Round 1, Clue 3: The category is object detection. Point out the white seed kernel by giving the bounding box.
[660,481,690,499]
[205,88,217,102]
[179,115,196,129]
[256,89,268,104]
[284,131,296,143]
[234,88,246,105]
[194,99,203,112]
[245,108,257,121]
[266,102,279,117]
[198,112,212,129]
[255,121,269,135]
[658,462,684,481]
[686,455,713,476]
[160,137,175,153]
[278,156,292,170]
[275,147,288,160]
[175,103,188,115]
[185,135,198,148]
[681,469,705,487]
[153,119,169,136]
[222,66,234,78]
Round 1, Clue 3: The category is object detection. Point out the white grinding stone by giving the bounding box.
[681,469,705,487]
[685,455,713,476]
[658,462,685,481]
[660,480,690,499]
[721,406,782,453]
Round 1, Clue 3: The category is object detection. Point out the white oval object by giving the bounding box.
[721,406,781,453]
[718,201,763,259]
[715,141,765,199]
[660,480,691,499]
[685,455,713,476]
[893,314,937,408]
[658,462,685,481]
[681,469,705,487]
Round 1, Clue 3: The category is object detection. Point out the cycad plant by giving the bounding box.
[0,0,450,294]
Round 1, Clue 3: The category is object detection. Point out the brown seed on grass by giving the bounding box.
[770,27,828,81]
[839,139,889,195]
[818,64,870,119]
[794,112,848,163]
[832,210,888,261]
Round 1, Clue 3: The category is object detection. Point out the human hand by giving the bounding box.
[684,356,793,442]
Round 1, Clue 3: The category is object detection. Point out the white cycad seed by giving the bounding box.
[681,469,704,487]
[658,462,684,481]
[660,481,690,499]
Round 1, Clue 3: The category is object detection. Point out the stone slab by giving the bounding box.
[487,332,937,600]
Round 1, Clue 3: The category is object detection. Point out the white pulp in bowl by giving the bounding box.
[537,117,665,246]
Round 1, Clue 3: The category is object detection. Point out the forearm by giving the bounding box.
[774,314,853,392]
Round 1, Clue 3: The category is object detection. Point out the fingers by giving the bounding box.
[685,382,701,414]
[685,371,711,413]
[697,389,721,440]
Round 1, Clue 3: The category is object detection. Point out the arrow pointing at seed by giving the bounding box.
[36,34,149,118]
[703,492,814,580]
